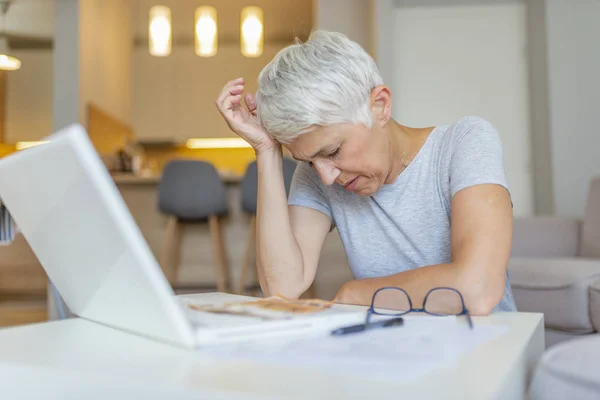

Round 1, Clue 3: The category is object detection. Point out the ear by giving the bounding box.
[370,86,392,126]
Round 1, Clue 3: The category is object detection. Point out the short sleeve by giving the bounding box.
[287,162,333,220]
[449,117,509,197]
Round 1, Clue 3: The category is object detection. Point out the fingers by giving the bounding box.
[216,78,246,109]
[216,91,242,114]
[216,78,241,103]
[229,93,242,107]
[245,93,257,115]
[223,86,244,109]
[223,77,244,90]
[229,85,244,96]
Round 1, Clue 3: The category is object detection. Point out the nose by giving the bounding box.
[313,160,341,186]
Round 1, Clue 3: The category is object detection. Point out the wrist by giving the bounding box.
[254,142,282,158]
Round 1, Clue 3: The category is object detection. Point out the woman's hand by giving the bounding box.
[215,77,279,154]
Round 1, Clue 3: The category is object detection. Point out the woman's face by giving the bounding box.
[286,122,391,197]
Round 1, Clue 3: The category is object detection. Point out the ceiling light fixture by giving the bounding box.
[240,6,263,58]
[195,6,217,57]
[0,1,20,71]
[149,5,171,57]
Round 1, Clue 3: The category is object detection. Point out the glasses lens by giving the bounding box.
[424,288,464,315]
[372,288,410,315]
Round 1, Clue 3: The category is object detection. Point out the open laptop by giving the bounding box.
[0,124,363,349]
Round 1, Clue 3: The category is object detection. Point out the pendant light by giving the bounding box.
[0,1,20,71]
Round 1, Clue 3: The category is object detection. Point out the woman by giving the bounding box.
[216,30,516,315]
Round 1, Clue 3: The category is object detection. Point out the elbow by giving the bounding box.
[261,282,304,299]
[458,264,507,316]
[255,252,309,299]
[467,294,501,316]
[255,259,306,299]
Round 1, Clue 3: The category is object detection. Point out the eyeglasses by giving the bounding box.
[367,286,473,329]
[330,286,474,337]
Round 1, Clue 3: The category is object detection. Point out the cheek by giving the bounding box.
[338,135,388,178]
[350,152,385,176]
[340,152,381,176]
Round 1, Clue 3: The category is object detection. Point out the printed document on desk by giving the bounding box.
[180,295,366,344]
[204,316,509,383]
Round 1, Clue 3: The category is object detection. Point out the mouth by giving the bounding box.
[343,176,359,191]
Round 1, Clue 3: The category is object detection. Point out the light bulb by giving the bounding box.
[195,7,217,57]
[240,7,263,57]
[149,6,171,57]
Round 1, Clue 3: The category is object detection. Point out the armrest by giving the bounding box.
[511,216,581,258]
[591,278,600,332]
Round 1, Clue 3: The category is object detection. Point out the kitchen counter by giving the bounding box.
[111,171,243,185]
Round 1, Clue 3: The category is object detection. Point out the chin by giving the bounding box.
[354,179,384,197]
[355,186,377,197]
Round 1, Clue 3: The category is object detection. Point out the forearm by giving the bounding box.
[255,148,305,297]
[334,262,505,316]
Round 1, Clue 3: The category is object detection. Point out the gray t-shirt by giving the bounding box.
[288,116,517,312]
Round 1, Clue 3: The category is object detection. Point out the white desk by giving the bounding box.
[0,293,544,400]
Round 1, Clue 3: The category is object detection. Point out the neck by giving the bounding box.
[385,120,429,184]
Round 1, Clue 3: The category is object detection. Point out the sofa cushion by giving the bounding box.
[509,258,600,333]
[529,334,600,400]
[512,217,580,258]
[591,279,600,332]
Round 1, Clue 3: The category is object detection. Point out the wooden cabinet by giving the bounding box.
[132,44,283,141]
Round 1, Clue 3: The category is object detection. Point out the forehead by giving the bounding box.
[286,125,345,157]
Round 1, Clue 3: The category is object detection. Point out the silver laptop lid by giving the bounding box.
[0,124,196,348]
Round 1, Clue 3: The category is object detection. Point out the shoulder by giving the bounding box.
[442,116,508,196]
[450,116,502,147]
[434,116,504,162]
[455,115,497,131]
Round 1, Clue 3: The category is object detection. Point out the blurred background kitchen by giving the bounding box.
[0,0,598,326]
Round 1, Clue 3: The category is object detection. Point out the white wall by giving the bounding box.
[79,0,133,125]
[390,2,533,216]
[5,50,54,142]
[545,0,600,217]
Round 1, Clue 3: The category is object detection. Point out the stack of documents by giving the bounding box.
[203,315,508,383]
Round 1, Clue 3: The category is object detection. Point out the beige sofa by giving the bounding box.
[509,178,600,347]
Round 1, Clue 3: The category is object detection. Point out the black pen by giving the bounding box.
[330,316,404,336]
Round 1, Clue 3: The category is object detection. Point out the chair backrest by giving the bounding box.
[158,160,228,220]
[581,177,600,258]
[240,157,297,214]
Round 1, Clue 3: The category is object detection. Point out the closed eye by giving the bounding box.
[327,147,341,159]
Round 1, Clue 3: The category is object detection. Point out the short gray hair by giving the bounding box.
[256,30,384,144]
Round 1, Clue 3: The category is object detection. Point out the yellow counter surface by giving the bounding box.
[111,170,243,185]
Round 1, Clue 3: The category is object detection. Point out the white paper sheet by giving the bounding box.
[203,316,508,383]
